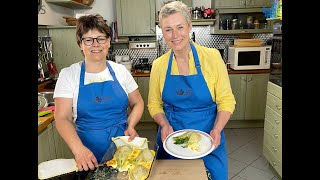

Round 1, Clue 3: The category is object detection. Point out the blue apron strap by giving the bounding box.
[79,60,85,87]
[166,42,203,76]
[190,42,203,75]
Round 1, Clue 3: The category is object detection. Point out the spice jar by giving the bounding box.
[254,20,260,29]
[246,16,253,29]
[231,19,238,30]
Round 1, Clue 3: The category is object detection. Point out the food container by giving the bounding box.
[63,16,77,26]
[86,140,159,180]
[82,0,94,6]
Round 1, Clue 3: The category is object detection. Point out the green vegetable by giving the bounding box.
[173,136,189,144]
[173,131,193,141]
[173,131,202,151]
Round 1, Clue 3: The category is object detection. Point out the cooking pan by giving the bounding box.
[86,140,159,180]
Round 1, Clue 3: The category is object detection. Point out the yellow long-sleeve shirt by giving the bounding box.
[148,42,236,118]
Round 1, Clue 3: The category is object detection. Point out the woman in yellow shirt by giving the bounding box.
[148,1,236,179]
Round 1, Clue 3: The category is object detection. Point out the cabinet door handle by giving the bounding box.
[274,120,280,124]
[275,105,282,110]
[272,146,277,152]
[272,161,277,166]
[273,134,278,138]
[241,77,246,81]
[240,0,245,6]
[247,77,252,82]
[247,0,251,6]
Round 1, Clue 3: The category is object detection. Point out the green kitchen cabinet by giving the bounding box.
[45,0,92,9]
[212,0,272,9]
[134,77,153,122]
[115,0,156,36]
[52,121,74,159]
[229,74,245,120]
[229,73,269,121]
[181,0,192,7]
[38,123,56,164]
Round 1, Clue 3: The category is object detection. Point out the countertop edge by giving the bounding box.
[38,113,55,134]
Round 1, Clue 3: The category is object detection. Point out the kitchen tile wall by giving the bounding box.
[114,25,273,63]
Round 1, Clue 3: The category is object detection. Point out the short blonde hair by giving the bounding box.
[159,1,191,28]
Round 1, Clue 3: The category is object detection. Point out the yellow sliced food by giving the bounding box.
[173,131,202,152]
[129,165,149,180]
[106,137,155,180]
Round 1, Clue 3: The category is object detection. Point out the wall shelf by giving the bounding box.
[156,19,215,26]
[211,28,272,34]
[45,0,92,9]
[216,8,263,14]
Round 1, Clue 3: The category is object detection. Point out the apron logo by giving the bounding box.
[94,96,111,103]
[176,89,192,96]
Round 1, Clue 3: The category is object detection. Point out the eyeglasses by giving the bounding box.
[81,36,109,46]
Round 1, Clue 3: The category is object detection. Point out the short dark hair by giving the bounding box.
[75,14,112,46]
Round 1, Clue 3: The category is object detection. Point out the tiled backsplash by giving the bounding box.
[114,25,273,64]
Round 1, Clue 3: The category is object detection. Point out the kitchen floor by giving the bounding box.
[139,127,281,180]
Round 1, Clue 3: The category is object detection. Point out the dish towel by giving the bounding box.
[38,158,78,180]
[112,136,148,149]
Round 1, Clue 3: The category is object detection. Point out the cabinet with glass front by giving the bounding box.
[211,9,273,34]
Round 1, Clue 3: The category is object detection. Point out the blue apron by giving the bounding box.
[76,61,128,163]
[156,43,228,180]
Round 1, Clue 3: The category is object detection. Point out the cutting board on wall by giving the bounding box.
[147,160,208,180]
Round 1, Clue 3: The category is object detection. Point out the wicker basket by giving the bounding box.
[63,16,77,26]
[82,0,94,6]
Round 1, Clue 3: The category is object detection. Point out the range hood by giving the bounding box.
[128,36,157,49]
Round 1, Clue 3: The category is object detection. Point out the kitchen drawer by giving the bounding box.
[265,106,282,130]
[264,119,282,145]
[263,130,282,161]
[263,145,282,177]
[267,81,282,99]
[266,92,282,115]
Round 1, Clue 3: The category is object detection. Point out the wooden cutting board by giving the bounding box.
[233,39,262,47]
[147,160,208,180]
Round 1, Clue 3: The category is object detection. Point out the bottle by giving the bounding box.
[219,18,223,30]
[232,19,238,30]
[226,19,231,30]
[239,19,244,29]
[191,32,195,42]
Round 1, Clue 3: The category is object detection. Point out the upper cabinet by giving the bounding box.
[212,0,272,9]
[181,0,192,7]
[45,0,92,9]
[210,0,275,34]
[116,0,156,36]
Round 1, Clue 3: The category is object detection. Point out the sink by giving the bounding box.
[269,78,282,87]
[38,91,55,107]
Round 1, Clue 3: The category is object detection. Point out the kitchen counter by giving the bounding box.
[148,159,207,180]
[131,69,271,77]
[38,69,271,132]
[38,112,55,133]
[87,159,208,180]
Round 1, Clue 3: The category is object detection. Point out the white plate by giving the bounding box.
[163,129,215,159]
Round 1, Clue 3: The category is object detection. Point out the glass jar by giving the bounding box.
[231,19,238,30]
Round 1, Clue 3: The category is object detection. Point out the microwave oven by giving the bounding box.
[228,46,272,70]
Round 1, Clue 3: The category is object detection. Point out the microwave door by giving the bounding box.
[238,51,260,66]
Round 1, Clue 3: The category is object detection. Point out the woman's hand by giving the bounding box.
[160,124,174,142]
[210,128,221,149]
[124,127,139,141]
[74,145,98,171]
